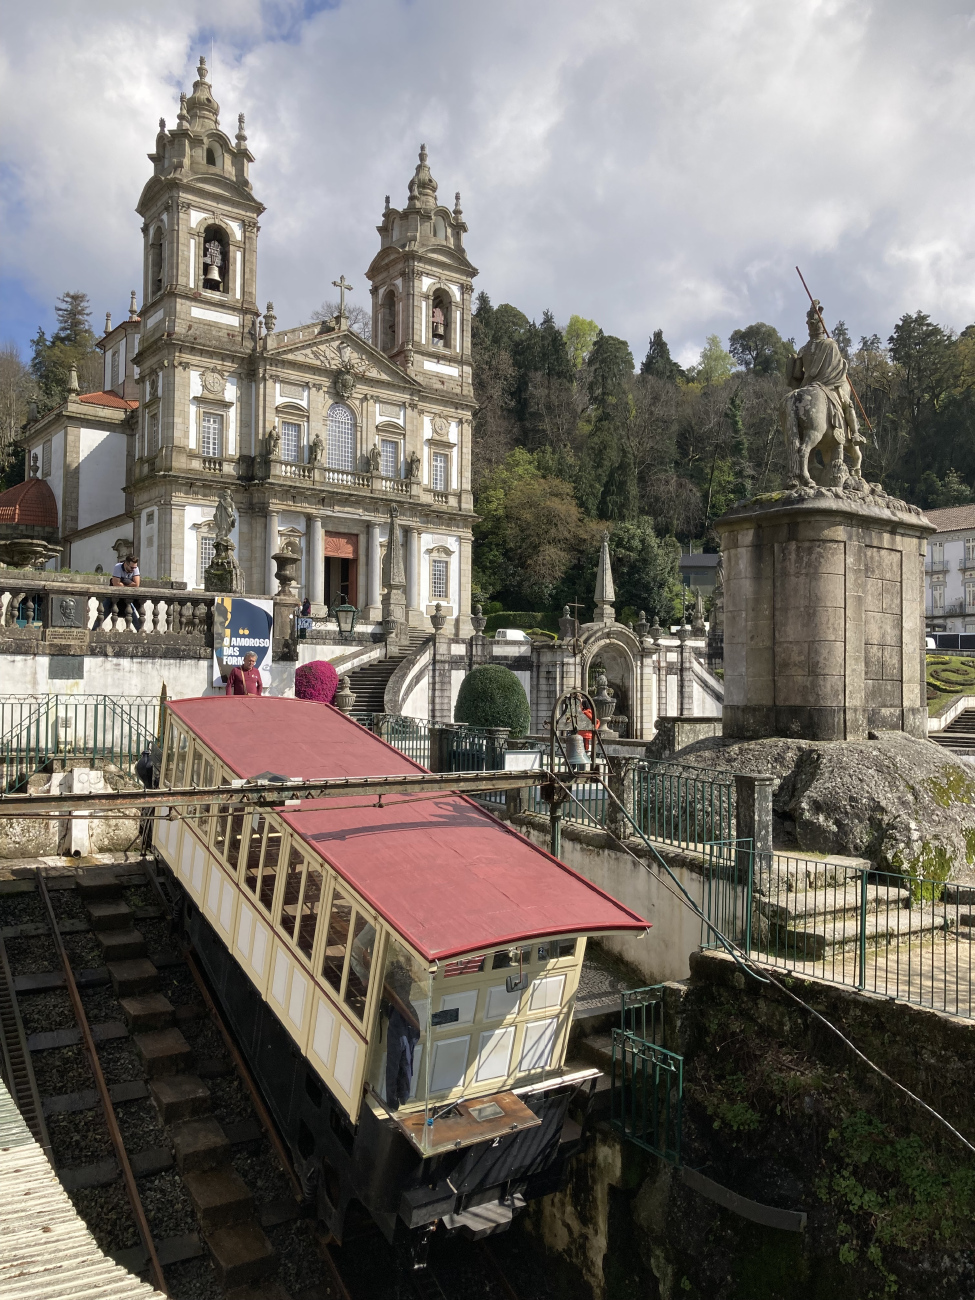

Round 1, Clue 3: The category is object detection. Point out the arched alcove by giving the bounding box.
[202,224,229,293]
[381,290,396,352]
[431,288,450,350]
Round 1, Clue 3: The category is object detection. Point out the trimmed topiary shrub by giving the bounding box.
[454,665,530,737]
[483,610,559,636]
[295,659,339,704]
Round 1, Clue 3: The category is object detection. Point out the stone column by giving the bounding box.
[266,510,279,596]
[367,521,382,619]
[307,515,324,611]
[406,526,419,621]
[716,486,935,741]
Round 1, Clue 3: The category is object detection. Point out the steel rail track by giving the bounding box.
[0,932,51,1158]
[35,867,169,1295]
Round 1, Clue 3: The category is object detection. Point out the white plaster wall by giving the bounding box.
[77,428,127,531]
[70,527,126,575]
[140,505,158,580]
[183,502,239,590]
[400,674,430,720]
[46,430,65,526]
[1,653,299,701]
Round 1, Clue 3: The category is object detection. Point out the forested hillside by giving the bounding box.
[470,296,975,621]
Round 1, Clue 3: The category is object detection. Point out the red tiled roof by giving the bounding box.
[923,504,975,533]
[166,697,650,961]
[0,476,58,528]
[77,390,139,410]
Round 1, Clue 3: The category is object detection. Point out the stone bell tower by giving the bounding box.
[135,56,264,346]
[366,146,477,398]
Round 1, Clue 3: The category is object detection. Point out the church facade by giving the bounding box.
[22,58,478,635]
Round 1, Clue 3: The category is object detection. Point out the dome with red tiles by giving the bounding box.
[0,475,59,529]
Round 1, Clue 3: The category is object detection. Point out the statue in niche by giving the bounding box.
[368,443,381,473]
[309,433,324,465]
[406,450,421,481]
[266,427,280,459]
[782,300,865,489]
[214,490,237,544]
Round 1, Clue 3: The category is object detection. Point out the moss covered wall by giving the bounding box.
[526,953,975,1300]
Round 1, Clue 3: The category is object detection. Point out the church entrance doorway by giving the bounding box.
[324,532,358,610]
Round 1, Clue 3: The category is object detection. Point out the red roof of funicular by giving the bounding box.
[166,696,650,961]
[0,476,58,528]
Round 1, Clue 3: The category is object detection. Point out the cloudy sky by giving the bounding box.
[3,0,975,368]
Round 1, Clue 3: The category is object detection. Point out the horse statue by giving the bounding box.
[781,302,865,489]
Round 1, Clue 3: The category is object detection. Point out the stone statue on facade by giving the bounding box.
[782,301,865,489]
[266,427,280,459]
[368,443,381,473]
[309,433,324,465]
[214,490,237,543]
[406,450,421,481]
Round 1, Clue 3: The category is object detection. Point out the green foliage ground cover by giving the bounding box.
[925,654,975,714]
[453,664,530,736]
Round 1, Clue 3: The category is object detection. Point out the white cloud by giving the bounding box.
[3,0,975,366]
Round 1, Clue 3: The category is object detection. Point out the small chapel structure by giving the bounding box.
[20,58,478,636]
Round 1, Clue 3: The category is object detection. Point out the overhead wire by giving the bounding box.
[550,768,975,1157]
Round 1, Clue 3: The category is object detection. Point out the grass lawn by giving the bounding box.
[926,653,975,717]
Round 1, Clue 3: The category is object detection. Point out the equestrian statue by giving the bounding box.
[781,300,866,488]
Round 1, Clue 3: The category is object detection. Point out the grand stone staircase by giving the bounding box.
[343,634,429,715]
[930,707,975,755]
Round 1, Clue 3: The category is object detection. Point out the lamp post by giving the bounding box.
[333,602,358,640]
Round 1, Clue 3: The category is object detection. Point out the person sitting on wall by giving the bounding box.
[109,554,142,629]
[225,650,264,696]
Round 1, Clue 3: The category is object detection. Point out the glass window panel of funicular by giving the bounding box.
[162,721,177,787]
[279,843,305,941]
[212,801,231,856]
[259,822,283,913]
[198,761,214,836]
[344,913,376,1019]
[297,863,324,960]
[322,890,354,995]
[227,811,249,870]
[492,946,531,970]
[173,730,189,786]
[368,937,431,1109]
[243,814,266,895]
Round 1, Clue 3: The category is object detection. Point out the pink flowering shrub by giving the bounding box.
[294,659,339,704]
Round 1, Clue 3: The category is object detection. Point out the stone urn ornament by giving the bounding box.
[333,675,356,714]
[471,604,487,634]
[430,602,447,632]
[272,542,301,597]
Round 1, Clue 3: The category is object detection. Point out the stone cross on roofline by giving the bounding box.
[332,275,353,322]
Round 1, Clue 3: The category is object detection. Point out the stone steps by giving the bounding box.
[760,902,949,961]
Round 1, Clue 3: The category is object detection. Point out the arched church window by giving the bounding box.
[431,289,450,350]
[206,146,216,166]
[433,214,447,240]
[326,404,355,471]
[149,227,164,297]
[381,291,396,352]
[202,225,229,293]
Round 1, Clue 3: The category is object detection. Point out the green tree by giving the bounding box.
[30,290,101,412]
[454,665,531,736]
[832,319,853,360]
[688,334,734,387]
[641,329,685,382]
[728,322,790,376]
[576,331,634,516]
[564,315,599,370]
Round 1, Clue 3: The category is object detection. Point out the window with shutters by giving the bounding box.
[966,581,975,613]
[932,586,945,615]
[147,413,159,456]
[41,440,52,478]
[281,420,302,463]
[965,536,975,566]
[326,404,355,470]
[111,350,120,388]
[200,411,223,458]
[431,557,449,601]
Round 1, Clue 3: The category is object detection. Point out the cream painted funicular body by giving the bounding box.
[153,698,647,1252]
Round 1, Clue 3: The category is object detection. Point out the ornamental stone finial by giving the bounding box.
[128,290,138,320]
[236,112,247,146]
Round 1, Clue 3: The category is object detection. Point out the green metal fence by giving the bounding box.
[349,714,511,776]
[702,844,975,1020]
[0,695,160,790]
[526,765,609,829]
[632,759,735,852]
[610,985,683,1165]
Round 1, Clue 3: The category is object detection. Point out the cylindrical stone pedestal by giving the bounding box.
[715,484,935,741]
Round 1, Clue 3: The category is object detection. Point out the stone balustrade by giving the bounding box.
[0,576,214,649]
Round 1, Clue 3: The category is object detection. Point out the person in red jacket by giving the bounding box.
[225,651,264,696]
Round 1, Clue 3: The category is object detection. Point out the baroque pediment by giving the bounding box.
[268,328,418,388]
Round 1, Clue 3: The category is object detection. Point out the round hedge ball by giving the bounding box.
[454,665,530,737]
[295,659,340,704]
